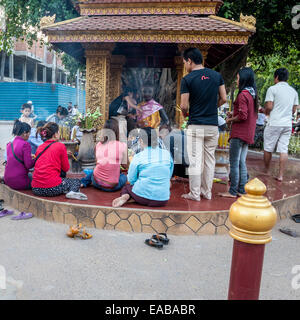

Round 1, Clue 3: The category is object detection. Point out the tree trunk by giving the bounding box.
[122,68,177,123]
[218,45,250,92]
[121,45,250,124]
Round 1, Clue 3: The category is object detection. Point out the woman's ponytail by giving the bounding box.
[36,122,59,141]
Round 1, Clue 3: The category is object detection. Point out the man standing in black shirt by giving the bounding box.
[180,48,227,201]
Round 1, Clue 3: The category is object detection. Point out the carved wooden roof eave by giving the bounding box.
[45,29,253,46]
[78,1,224,16]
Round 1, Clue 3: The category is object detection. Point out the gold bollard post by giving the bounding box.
[227,178,277,300]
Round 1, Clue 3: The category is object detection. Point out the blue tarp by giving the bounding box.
[0,82,85,121]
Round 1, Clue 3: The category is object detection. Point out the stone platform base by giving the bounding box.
[1,184,299,236]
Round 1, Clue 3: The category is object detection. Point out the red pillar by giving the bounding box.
[228,240,265,300]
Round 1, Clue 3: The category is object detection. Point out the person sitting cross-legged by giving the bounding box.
[112,127,174,208]
[31,122,87,200]
[4,120,35,190]
[85,119,128,192]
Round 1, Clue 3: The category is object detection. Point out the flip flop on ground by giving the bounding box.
[152,233,169,245]
[0,209,14,218]
[11,212,33,220]
[145,238,164,249]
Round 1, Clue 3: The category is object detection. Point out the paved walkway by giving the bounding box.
[1,205,300,300]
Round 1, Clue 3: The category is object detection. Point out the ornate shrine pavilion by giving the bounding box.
[42,0,256,126]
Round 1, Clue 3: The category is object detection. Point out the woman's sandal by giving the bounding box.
[145,238,164,249]
[76,228,93,240]
[152,233,169,245]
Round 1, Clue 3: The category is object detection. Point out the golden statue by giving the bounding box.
[40,15,56,28]
[240,13,256,31]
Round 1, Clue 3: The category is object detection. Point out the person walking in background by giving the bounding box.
[180,47,227,201]
[262,68,299,181]
[4,120,35,190]
[219,67,258,198]
[19,103,35,128]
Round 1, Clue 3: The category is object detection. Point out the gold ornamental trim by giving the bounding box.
[209,14,256,32]
[41,16,84,31]
[79,2,220,15]
[229,178,277,245]
[47,31,250,45]
[40,15,56,28]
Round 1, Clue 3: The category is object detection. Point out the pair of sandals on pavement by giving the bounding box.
[0,202,33,220]
[145,233,169,249]
[66,223,92,240]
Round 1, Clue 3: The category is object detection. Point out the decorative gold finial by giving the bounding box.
[40,15,56,28]
[229,178,277,244]
[240,13,256,31]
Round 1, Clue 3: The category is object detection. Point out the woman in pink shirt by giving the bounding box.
[89,119,128,192]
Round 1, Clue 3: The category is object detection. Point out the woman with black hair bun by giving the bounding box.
[31,122,87,200]
[219,67,258,198]
[4,120,35,190]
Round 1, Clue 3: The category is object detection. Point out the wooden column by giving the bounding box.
[109,55,126,102]
[84,44,115,128]
[174,56,185,127]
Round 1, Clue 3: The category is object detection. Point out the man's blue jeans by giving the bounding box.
[229,138,249,196]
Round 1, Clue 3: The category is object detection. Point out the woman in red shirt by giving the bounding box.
[219,67,258,198]
[32,122,87,200]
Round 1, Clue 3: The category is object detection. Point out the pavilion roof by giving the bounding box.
[43,15,254,45]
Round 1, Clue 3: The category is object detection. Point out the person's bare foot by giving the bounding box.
[112,194,130,207]
[274,176,283,182]
[181,193,200,201]
[218,192,237,198]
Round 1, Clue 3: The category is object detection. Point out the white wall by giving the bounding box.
[0,121,14,151]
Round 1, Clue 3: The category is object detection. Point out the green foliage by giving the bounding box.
[61,53,85,84]
[219,0,299,59]
[73,108,102,130]
[0,0,78,53]
[288,135,300,155]
[248,45,300,103]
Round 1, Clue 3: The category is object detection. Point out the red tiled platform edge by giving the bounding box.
[1,153,300,235]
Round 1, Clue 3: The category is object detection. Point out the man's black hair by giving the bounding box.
[123,86,137,96]
[183,48,203,65]
[274,68,289,82]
